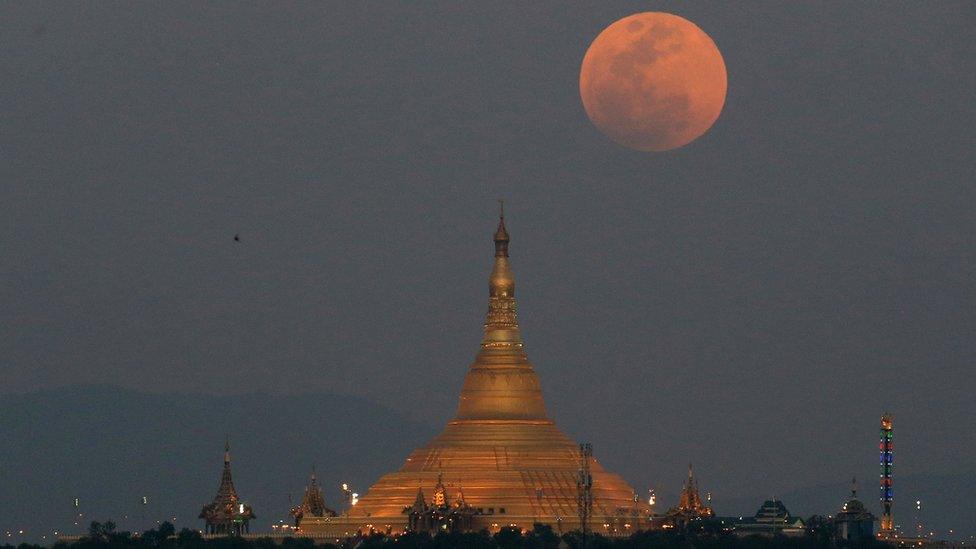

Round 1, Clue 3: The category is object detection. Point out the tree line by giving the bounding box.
[1,520,893,549]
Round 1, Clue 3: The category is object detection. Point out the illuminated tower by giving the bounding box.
[879,413,894,534]
[577,443,593,543]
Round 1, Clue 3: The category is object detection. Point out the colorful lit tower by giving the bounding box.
[879,413,894,534]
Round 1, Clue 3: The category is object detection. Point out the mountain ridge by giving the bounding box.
[0,385,437,542]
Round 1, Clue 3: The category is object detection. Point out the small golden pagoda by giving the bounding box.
[301,211,651,537]
[199,442,256,535]
[665,464,714,530]
[291,467,336,528]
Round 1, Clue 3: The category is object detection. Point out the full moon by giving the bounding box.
[580,12,727,152]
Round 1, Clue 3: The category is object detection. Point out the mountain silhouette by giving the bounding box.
[0,386,435,542]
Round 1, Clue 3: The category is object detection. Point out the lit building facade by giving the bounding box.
[833,479,877,542]
[733,499,805,537]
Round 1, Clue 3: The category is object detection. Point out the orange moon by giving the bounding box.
[580,12,727,152]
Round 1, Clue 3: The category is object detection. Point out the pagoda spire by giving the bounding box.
[290,465,334,526]
[482,204,522,352]
[412,486,428,512]
[432,473,447,507]
[494,200,509,257]
[454,483,466,508]
[668,463,714,528]
[218,441,238,503]
[453,208,549,421]
[200,440,254,535]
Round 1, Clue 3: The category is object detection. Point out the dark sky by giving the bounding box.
[2,1,974,525]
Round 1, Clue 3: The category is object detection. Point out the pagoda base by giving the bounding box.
[298,513,651,540]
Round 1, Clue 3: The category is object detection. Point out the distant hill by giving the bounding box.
[0,386,436,543]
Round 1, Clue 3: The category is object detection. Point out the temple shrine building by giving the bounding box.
[291,468,337,528]
[664,465,714,530]
[199,442,255,535]
[833,479,877,542]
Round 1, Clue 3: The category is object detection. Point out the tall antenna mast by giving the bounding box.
[577,443,593,547]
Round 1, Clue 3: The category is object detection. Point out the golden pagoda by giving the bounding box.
[291,467,336,528]
[301,211,651,537]
[665,464,714,530]
[199,441,255,535]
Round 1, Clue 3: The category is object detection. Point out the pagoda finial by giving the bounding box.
[494,200,509,258]
[224,437,231,463]
[488,209,514,297]
[851,477,857,498]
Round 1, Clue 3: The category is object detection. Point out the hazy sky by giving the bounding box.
[2,2,974,510]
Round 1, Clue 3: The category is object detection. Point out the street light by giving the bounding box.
[340,483,356,515]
